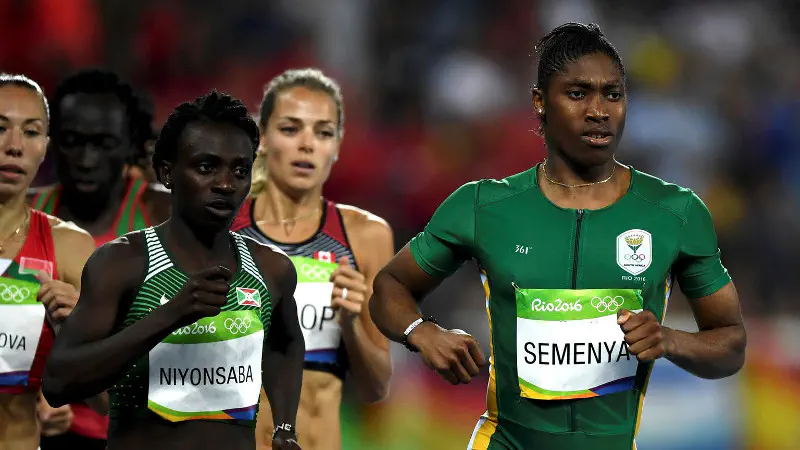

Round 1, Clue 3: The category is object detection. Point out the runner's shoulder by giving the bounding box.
[464,167,539,208]
[89,230,147,272]
[47,215,93,244]
[629,168,704,221]
[47,217,96,272]
[337,204,392,239]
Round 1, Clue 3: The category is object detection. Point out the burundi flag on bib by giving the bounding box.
[236,287,260,308]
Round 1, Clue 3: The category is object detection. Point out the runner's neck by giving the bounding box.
[538,157,631,210]
[162,218,234,270]
[0,194,29,239]
[543,154,618,186]
[256,180,323,225]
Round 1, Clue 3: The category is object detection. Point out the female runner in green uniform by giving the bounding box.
[30,68,169,450]
[370,23,746,450]
[42,91,304,450]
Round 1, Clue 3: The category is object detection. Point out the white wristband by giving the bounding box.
[403,317,425,338]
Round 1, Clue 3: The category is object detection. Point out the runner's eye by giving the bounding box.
[567,90,585,100]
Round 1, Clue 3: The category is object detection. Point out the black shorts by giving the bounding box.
[40,432,106,450]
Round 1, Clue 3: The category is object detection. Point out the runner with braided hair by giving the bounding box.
[43,90,304,450]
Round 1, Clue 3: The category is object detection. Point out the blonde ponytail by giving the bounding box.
[249,150,268,198]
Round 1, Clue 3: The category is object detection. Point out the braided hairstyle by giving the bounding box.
[0,73,49,121]
[50,69,154,164]
[152,90,259,185]
[533,23,626,132]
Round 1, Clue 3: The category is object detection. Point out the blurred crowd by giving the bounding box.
[3,1,799,448]
[3,0,797,344]
[3,0,798,353]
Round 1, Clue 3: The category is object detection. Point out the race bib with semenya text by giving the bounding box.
[513,286,644,400]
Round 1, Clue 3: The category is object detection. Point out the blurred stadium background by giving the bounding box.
[4,0,799,448]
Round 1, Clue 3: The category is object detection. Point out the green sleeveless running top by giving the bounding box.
[410,164,731,450]
[108,228,272,426]
[31,178,151,246]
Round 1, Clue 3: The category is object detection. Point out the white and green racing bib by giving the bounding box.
[514,287,644,400]
[0,273,44,387]
[291,256,340,353]
[147,309,264,421]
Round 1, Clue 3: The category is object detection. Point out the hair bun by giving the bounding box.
[587,23,603,37]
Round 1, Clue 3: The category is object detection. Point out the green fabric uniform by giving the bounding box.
[109,228,273,427]
[409,164,730,450]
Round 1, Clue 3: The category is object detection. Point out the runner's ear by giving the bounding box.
[157,161,173,189]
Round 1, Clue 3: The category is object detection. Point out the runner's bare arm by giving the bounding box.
[369,245,443,343]
[659,193,747,378]
[254,246,304,431]
[50,219,95,294]
[43,219,95,329]
[42,236,179,407]
[371,246,486,385]
[50,219,110,414]
[663,282,746,379]
[339,208,394,402]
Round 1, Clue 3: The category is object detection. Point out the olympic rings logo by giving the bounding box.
[590,296,625,313]
[300,264,332,282]
[0,283,31,303]
[624,254,647,261]
[224,317,252,335]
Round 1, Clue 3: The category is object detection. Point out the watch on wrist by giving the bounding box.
[273,423,297,440]
[401,315,438,352]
